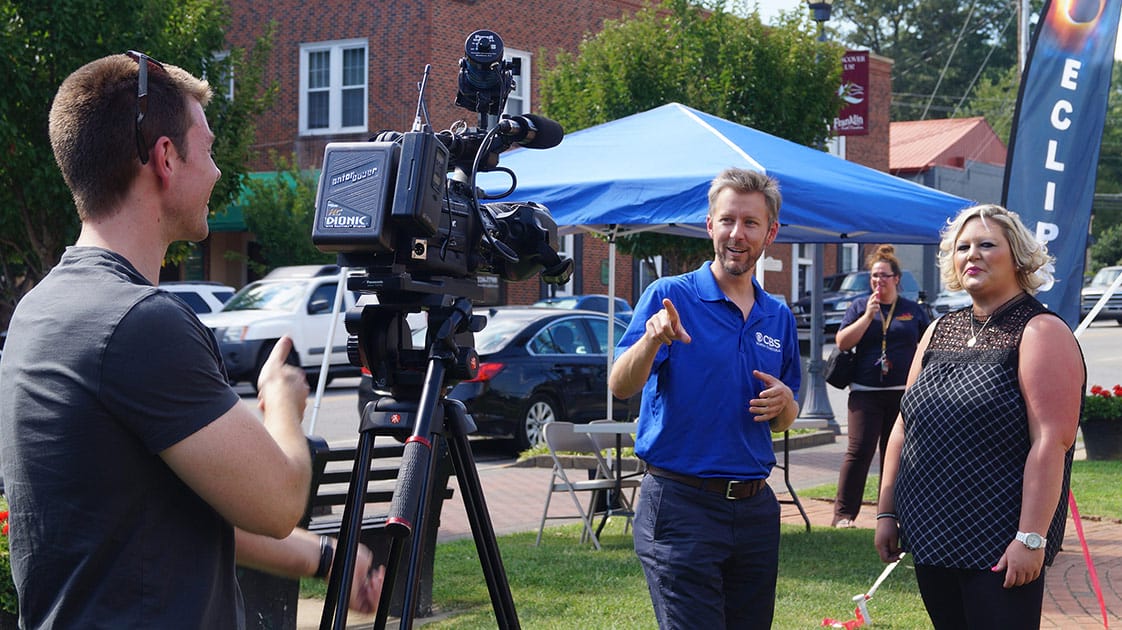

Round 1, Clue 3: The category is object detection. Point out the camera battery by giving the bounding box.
[390,130,448,237]
[312,142,399,253]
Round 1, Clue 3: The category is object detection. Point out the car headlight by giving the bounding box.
[833,300,851,312]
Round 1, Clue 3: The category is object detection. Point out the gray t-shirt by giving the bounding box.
[0,247,244,628]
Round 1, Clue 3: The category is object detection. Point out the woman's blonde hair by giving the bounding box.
[937,204,1053,294]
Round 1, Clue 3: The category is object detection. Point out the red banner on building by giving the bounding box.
[834,50,869,136]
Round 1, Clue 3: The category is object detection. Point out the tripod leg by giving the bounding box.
[444,401,521,629]
[320,428,376,630]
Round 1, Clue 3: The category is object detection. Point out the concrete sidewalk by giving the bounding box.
[297,437,1120,629]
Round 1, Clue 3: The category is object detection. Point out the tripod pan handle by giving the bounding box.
[386,436,433,538]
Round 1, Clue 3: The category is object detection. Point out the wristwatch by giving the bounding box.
[1016,531,1046,550]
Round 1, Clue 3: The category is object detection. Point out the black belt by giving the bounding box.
[647,464,767,500]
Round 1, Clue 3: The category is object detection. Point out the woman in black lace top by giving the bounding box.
[874,204,1084,629]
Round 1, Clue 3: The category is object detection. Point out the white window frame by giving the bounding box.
[209,51,234,101]
[840,243,860,272]
[792,243,813,300]
[502,48,531,116]
[552,234,575,297]
[299,39,368,136]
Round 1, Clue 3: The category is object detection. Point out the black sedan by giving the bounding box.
[358,307,638,452]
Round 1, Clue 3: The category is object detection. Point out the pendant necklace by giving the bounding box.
[967,292,1025,347]
[967,315,990,348]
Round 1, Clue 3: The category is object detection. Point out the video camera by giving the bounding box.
[311,29,573,299]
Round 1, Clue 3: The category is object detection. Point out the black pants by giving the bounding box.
[914,563,1045,630]
[833,389,903,524]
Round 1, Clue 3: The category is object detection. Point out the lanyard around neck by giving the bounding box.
[879,299,898,357]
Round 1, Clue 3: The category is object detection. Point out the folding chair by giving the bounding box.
[586,419,642,533]
[536,422,635,550]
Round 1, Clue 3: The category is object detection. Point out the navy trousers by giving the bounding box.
[633,472,780,629]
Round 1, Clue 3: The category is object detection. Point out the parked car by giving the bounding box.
[358,307,638,452]
[791,269,923,332]
[532,294,633,324]
[199,264,361,389]
[161,280,236,314]
[931,289,972,317]
[1082,265,1122,324]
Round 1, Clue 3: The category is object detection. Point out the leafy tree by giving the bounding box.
[0,0,275,330]
[537,0,842,275]
[239,153,334,276]
[832,0,1029,121]
[956,64,1019,143]
[1090,223,1122,272]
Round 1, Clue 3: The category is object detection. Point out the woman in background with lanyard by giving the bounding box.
[830,245,930,528]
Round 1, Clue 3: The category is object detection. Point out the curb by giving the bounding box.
[511,429,837,469]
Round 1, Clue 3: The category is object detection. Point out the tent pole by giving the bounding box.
[606,229,617,422]
[799,243,839,432]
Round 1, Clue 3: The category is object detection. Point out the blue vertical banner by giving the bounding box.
[1003,0,1122,328]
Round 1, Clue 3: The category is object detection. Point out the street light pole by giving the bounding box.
[800,0,840,433]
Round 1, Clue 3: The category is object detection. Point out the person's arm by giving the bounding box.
[162,336,312,538]
[874,322,934,563]
[235,527,383,615]
[991,315,1082,587]
[835,290,880,351]
[609,298,691,400]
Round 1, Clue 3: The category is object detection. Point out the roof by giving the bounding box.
[890,117,1007,174]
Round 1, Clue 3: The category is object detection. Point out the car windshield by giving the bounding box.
[222,281,307,312]
[538,297,581,309]
[474,311,540,354]
[838,272,869,292]
[1089,267,1122,288]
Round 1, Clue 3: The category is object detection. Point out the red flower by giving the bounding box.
[1,522,7,536]
[1091,385,1104,395]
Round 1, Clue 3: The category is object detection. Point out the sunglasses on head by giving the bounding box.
[125,50,166,164]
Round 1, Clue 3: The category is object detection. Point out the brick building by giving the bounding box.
[212,1,896,306]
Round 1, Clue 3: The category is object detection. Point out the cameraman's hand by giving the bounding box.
[256,335,309,420]
[341,542,385,615]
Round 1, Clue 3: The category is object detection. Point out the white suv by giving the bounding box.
[198,265,360,389]
[1082,265,1122,324]
[161,281,236,314]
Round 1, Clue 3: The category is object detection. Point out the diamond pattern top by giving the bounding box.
[895,293,1071,568]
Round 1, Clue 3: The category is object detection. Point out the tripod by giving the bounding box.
[319,289,520,630]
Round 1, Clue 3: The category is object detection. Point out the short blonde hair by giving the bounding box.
[937,204,1053,294]
[707,168,781,225]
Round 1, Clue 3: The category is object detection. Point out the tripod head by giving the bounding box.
[345,272,486,402]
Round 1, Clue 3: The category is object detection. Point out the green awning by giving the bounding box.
[209,170,320,233]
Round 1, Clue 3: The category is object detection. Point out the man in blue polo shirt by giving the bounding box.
[609,167,801,629]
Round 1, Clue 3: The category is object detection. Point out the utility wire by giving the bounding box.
[922,0,979,119]
[951,7,1016,118]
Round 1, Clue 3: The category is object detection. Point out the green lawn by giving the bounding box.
[421,522,931,629]
[301,459,1121,627]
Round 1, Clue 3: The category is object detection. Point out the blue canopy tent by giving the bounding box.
[478,103,973,422]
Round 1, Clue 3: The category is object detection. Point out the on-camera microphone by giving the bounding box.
[496,114,564,149]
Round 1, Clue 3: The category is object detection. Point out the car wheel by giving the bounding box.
[252,341,300,393]
[516,394,559,452]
